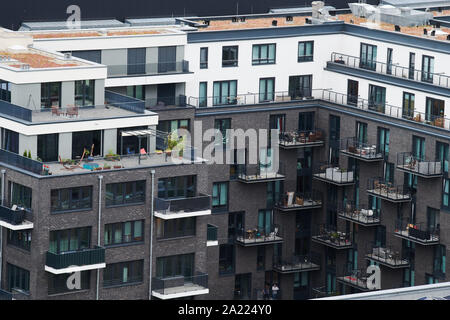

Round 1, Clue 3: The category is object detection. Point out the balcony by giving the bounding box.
[366,244,409,269]
[0,205,33,230]
[366,178,411,203]
[312,286,338,298]
[237,163,285,183]
[397,152,442,178]
[313,163,355,186]
[235,224,283,247]
[311,224,353,249]
[340,137,384,162]
[329,52,450,90]
[394,220,440,245]
[337,267,379,292]
[273,252,321,273]
[275,190,323,212]
[145,95,187,110]
[279,129,325,149]
[154,194,211,220]
[207,224,218,246]
[337,201,381,226]
[107,60,190,78]
[45,246,106,274]
[152,272,209,300]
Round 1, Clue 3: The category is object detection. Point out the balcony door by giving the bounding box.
[127,48,146,75]
[158,46,177,73]
[157,83,176,106]
[360,43,377,70]
[347,80,358,106]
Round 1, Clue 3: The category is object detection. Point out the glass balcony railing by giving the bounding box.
[154,194,211,218]
[237,162,285,183]
[313,162,355,185]
[107,60,189,77]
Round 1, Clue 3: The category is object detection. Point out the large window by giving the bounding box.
[222,46,239,67]
[215,118,231,148]
[259,78,275,102]
[443,178,450,211]
[7,229,31,251]
[212,182,228,213]
[402,92,415,120]
[421,55,434,83]
[10,182,32,211]
[126,85,145,100]
[360,43,377,70]
[426,97,445,124]
[158,176,196,199]
[257,246,266,271]
[368,84,386,113]
[41,82,61,109]
[103,260,143,287]
[213,80,237,105]
[156,253,194,278]
[436,142,449,175]
[37,133,59,162]
[104,220,144,246]
[289,75,312,98]
[7,263,29,293]
[356,121,368,144]
[199,82,207,107]
[49,227,91,254]
[377,127,390,157]
[252,44,276,65]
[48,271,90,295]
[157,119,190,135]
[219,244,235,275]
[116,126,148,155]
[51,186,92,213]
[75,80,95,106]
[155,217,196,239]
[298,41,314,62]
[69,50,101,63]
[409,52,416,80]
[72,130,102,159]
[2,128,19,154]
[0,79,11,102]
[127,48,146,75]
[105,180,146,206]
[299,112,315,131]
[200,47,208,69]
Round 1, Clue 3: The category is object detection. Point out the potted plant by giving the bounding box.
[105,150,120,161]
[113,164,122,169]
[103,163,111,170]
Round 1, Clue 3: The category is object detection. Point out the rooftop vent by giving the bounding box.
[431,30,436,36]
[424,28,428,35]
[232,17,238,23]
[240,17,246,22]
[286,16,293,22]
[447,34,450,41]
[272,20,278,26]
[305,18,312,24]
[20,64,30,70]
[395,25,401,32]
[64,52,72,60]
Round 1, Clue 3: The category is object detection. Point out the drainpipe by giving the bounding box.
[97,175,103,301]
[0,169,5,287]
[149,170,155,300]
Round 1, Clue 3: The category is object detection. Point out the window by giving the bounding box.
[252,44,276,65]
[75,80,95,106]
[158,176,196,199]
[126,85,145,100]
[234,273,252,300]
[356,121,367,144]
[7,229,31,251]
[155,217,196,239]
[200,47,208,69]
[222,46,239,67]
[104,220,144,245]
[298,41,314,62]
[212,182,228,213]
[156,253,194,278]
[127,48,146,75]
[257,246,266,271]
[105,180,146,206]
[0,79,11,102]
[38,133,59,162]
[103,260,143,287]
[402,92,415,119]
[157,120,190,135]
[228,211,244,243]
[299,112,315,131]
[347,80,359,106]
[215,118,231,148]
[41,82,61,109]
[7,263,29,293]
[267,181,283,208]
[368,84,386,113]
[49,227,91,254]
[2,128,19,154]
[219,244,235,275]
[377,127,390,157]
[69,50,101,63]
[48,271,90,295]
[289,75,312,98]
[329,115,340,165]
[426,97,445,124]
[409,52,416,79]
[258,209,273,235]
[213,80,237,105]
[436,142,449,175]
[259,78,275,102]
[51,186,92,213]
[360,43,377,70]
[384,162,394,184]
[421,55,434,83]
[427,207,440,234]
[72,130,102,159]
[10,182,32,211]
[386,48,393,75]
[117,126,148,155]
[443,178,450,211]
[199,82,207,107]
[434,245,446,277]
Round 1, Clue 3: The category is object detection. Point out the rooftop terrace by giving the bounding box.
[30,28,171,39]
[0,48,87,69]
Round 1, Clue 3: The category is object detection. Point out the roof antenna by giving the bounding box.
[236,2,239,16]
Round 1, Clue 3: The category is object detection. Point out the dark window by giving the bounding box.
[426,97,445,124]
[200,47,208,69]
[2,128,19,154]
[377,127,390,157]
[421,55,434,83]
[126,85,145,100]
[436,142,449,175]
[228,211,244,243]
[7,229,31,251]
[10,182,32,211]
[443,178,450,211]
[299,112,315,131]
[117,126,148,155]
[215,118,231,147]
[155,217,196,239]
[219,244,235,275]
[267,181,283,208]
[49,227,91,254]
[356,121,367,144]
[347,80,359,106]
[69,50,101,63]
[105,180,146,206]
[409,52,416,79]
[7,263,29,293]
[48,271,90,295]
[252,44,276,65]
[51,186,92,213]
[213,80,237,105]
[37,133,59,162]
[402,92,415,119]
[104,220,144,246]
[103,260,143,287]
[158,175,196,199]
[329,115,340,165]
[298,41,314,62]
[0,79,11,102]
[289,75,312,98]
[212,182,228,213]
[156,253,194,278]
[72,130,102,159]
[433,245,446,276]
[158,46,177,73]
[234,273,252,300]
[41,82,61,109]
[75,80,95,106]
[368,84,386,113]
[257,246,265,271]
[222,46,239,67]
[360,43,377,70]
[386,48,393,75]
[127,48,146,75]
[199,82,207,107]
[259,78,275,102]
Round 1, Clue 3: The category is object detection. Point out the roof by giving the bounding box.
[0,49,85,69]
[381,0,450,8]
[19,19,126,31]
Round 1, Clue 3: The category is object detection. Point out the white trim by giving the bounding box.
[154,209,211,220]
[45,263,106,274]
[206,240,218,247]
[0,220,33,231]
[151,288,209,300]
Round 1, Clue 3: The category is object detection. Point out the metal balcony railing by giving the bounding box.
[313,162,355,185]
[366,178,411,202]
[0,205,30,226]
[337,201,381,225]
[395,219,440,244]
[340,137,384,161]
[337,266,377,291]
[154,194,211,216]
[236,224,283,245]
[330,52,450,89]
[279,128,325,148]
[46,246,105,270]
[275,190,323,210]
[152,272,208,296]
[0,289,12,300]
[366,243,409,268]
[397,152,442,177]
[312,224,353,249]
[273,251,321,272]
[237,162,285,183]
[107,60,189,77]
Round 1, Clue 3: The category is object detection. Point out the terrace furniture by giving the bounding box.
[51,106,63,116]
[66,106,79,117]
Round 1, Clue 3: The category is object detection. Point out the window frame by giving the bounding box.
[298,41,314,62]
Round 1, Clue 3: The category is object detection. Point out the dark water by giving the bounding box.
[1,0,380,30]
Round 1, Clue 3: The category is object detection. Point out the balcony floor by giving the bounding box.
[338,212,380,226]
[236,235,283,246]
[152,284,209,300]
[340,150,384,162]
[279,141,324,149]
[367,189,411,203]
[154,209,211,220]
[394,230,440,245]
[274,262,320,273]
[366,254,409,269]
[276,200,322,211]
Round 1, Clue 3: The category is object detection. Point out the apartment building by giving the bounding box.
[0,1,449,300]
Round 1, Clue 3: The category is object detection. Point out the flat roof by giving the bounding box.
[20,19,126,31]
[0,48,86,69]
